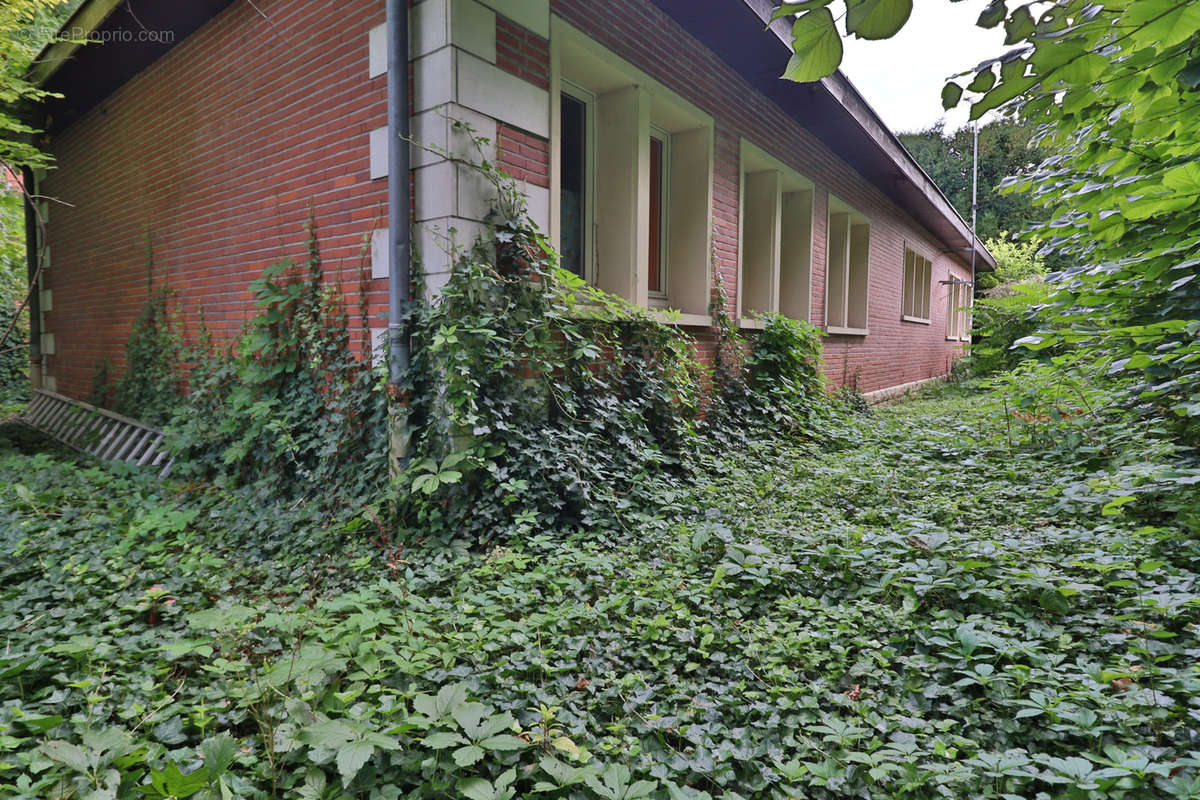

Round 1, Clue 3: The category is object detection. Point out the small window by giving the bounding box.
[825,198,870,335]
[947,279,973,341]
[648,130,669,297]
[902,247,932,323]
[559,86,591,279]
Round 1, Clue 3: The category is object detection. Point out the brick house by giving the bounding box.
[25,0,991,405]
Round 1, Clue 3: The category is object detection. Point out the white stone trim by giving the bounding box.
[370,327,388,366]
[369,126,390,180]
[477,0,549,38]
[451,0,497,62]
[456,50,550,137]
[413,46,456,113]
[371,228,391,279]
[368,23,387,78]
[862,375,947,405]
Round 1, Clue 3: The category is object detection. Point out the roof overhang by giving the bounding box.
[31,0,235,133]
[649,0,995,272]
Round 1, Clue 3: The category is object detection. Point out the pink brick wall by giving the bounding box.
[497,124,550,189]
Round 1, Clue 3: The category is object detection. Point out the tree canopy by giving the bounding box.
[898,119,1051,255]
[777,0,1200,443]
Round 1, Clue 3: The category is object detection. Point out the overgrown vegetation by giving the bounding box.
[899,119,1055,264]
[3,383,1199,800]
[166,218,389,503]
[393,147,827,540]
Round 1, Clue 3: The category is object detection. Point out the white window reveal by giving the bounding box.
[738,139,814,325]
[551,19,714,323]
[902,246,932,323]
[825,196,870,335]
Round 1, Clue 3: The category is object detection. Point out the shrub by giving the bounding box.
[966,280,1057,375]
[976,232,1046,291]
[0,299,24,401]
[166,217,388,502]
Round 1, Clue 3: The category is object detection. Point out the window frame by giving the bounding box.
[558,79,597,285]
[946,278,973,342]
[736,138,814,328]
[901,244,933,325]
[824,194,871,337]
[548,17,714,325]
[647,124,671,303]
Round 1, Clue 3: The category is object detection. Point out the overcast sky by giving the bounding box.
[839,1,1009,134]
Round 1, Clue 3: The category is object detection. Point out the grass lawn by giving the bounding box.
[1,387,1198,799]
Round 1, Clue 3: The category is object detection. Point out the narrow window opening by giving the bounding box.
[648,133,667,295]
[560,92,587,278]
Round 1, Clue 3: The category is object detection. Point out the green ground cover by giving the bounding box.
[1,387,1199,799]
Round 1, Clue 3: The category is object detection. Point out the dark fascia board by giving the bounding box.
[651,0,995,272]
[31,0,235,133]
[27,0,125,88]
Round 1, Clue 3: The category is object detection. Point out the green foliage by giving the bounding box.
[0,294,25,400]
[965,281,1056,375]
[167,217,388,502]
[741,313,827,433]
[2,387,1199,799]
[898,120,1054,261]
[775,0,1200,445]
[110,287,183,425]
[977,231,1046,290]
[394,132,832,541]
[398,204,706,540]
[0,0,76,175]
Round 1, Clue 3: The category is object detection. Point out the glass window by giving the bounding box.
[559,91,587,278]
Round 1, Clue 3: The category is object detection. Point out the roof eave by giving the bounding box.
[28,0,125,88]
[749,0,994,271]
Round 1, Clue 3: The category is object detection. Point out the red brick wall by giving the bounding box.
[41,0,389,400]
[497,124,550,188]
[42,0,970,403]
[495,16,550,90]
[551,0,972,394]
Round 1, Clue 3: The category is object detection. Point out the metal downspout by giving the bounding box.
[22,167,42,394]
[386,0,413,466]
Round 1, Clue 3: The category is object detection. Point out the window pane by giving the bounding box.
[560,93,586,278]
[648,135,664,293]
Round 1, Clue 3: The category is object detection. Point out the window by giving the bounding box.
[825,197,870,335]
[648,129,668,297]
[946,279,973,341]
[738,140,813,325]
[902,247,932,323]
[550,19,713,322]
[559,85,592,279]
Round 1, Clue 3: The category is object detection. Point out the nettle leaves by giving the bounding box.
[774,0,911,81]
